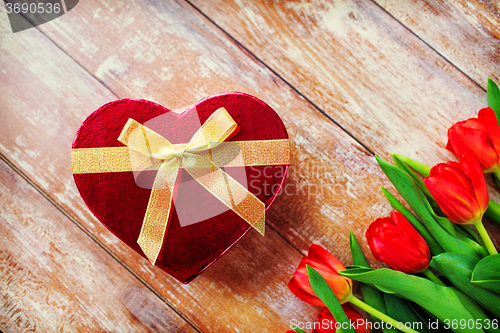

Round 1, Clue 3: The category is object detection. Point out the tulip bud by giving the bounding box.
[313,305,371,333]
[288,244,352,307]
[424,153,489,225]
[447,107,500,173]
[366,212,430,274]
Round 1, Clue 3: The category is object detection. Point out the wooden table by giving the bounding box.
[1,0,499,332]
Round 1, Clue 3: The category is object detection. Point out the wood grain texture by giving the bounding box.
[0,3,327,332]
[2,0,500,331]
[188,0,492,163]
[186,0,500,242]
[29,0,407,260]
[374,0,500,88]
[0,160,197,333]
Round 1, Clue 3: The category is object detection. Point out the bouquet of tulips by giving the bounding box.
[287,79,500,333]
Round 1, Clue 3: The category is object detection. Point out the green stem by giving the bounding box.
[486,200,500,224]
[291,327,307,333]
[348,295,419,333]
[396,154,431,177]
[494,170,500,190]
[422,268,445,286]
[475,220,498,255]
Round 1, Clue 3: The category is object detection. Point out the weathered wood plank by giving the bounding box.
[3,0,499,331]
[39,0,500,253]
[29,0,401,258]
[0,4,323,332]
[0,159,197,333]
[188,0,490,163]
[374,0,500,89]
[185,0,500,240]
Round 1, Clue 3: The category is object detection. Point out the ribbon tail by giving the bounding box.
[137,159,180,265]
[184,154,266,236]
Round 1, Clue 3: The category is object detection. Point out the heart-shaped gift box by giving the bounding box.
[71,92,290,283]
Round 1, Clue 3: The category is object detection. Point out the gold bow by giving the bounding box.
[72,107,290,265]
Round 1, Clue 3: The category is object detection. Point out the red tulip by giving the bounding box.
[288,244,352,307]
[366,212,430,274]
[313,305,371,333]
[446,107,500,173]
[424,153,489,225]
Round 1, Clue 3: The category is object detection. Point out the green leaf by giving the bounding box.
[340,267,484,333]
[385,294,431,333]
[406,303,446,333]
[349,232,393,332]
[392,154,463,238]
[392,154,431,177]
[392,154,432,198]
[392,154,444,217]
[455,225,484,247]
[307,266,356,333]
[381,187,444,256]
[420,190,456,237]
[387,154,500,227]
[451,288,500,333]
[292,327,308,333]
[494,173,500,192]
[390,154,448,237]
[350,231,370,268]
[485,200,500,225]
[376,156,485,259]
[349,232,389,309]
[431,252,500,318]
[487,78,500,124]
[472,254,500,294]
[364,286,395,333]
[375,285,398,294]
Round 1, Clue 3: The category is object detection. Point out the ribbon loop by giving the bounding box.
[117,107,266,265]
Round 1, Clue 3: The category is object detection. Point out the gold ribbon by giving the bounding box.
[72,107,290,265]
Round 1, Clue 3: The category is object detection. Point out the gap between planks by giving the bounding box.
[12,0,487,275]
[12,0,485,292]
[182,0,376,156]
[369,0,487,94]
[0,152,204,333]
[182,0,487,114]
[4,1,489,329]
[0,322,10,333]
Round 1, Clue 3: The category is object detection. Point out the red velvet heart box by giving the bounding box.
[71,92,289,283]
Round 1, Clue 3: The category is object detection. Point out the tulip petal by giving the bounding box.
[429,160,461,177]
[446,128,457,153]
[288,277,324,306]
[460,154,489,214]
[289,245,354,308]
[433,163,475,196]
[366,214,430,273]
[392,212,430,262]
[308,244,347,272]
[426,176,479,212]
[447,127,470,157]
[478,107,500,168]
[293,263,352,302]
[293,265,317,296]
[314,308,337,333]
[373,233,429,273]
[448,125,498,171]
[458,117,487,130]
[318,269,351,298]
[313,306,371,333]
[425,176,481,224]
